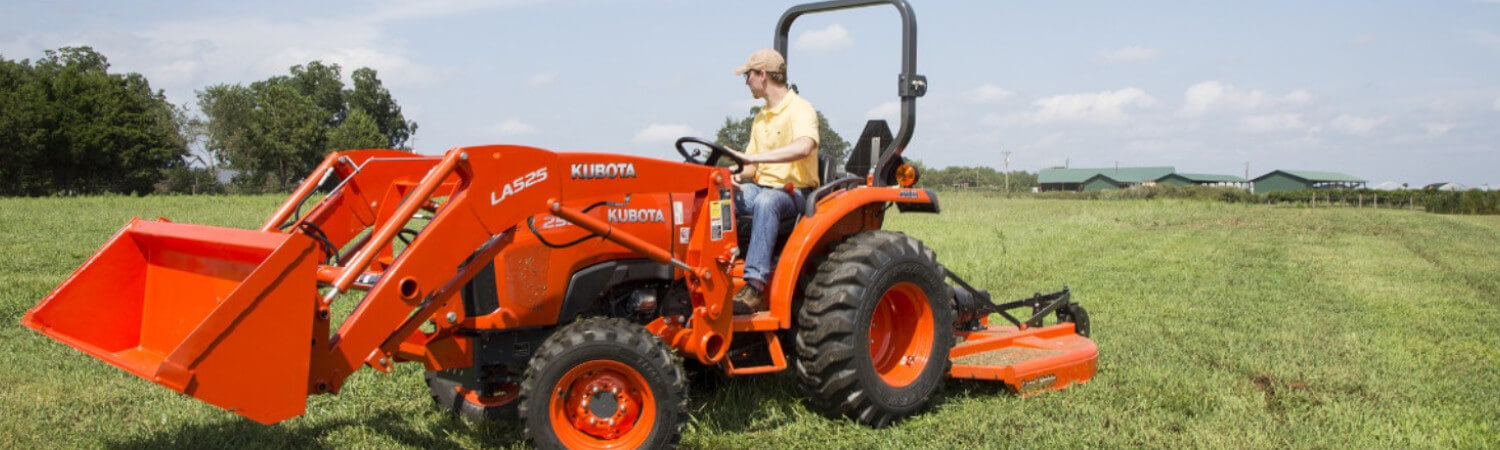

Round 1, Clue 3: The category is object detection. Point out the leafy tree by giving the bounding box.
[286,61,347,127]
[713,109,753,152]
[346,67,417,149]
[197,61,416,192]
[814,111,850,167]
[0,47,186,196]
[713,106,850,167]
[327,109,388,152]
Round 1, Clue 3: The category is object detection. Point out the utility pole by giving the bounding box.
[1001,151,1013,192]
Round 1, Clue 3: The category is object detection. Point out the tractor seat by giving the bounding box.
[735,154,835,248]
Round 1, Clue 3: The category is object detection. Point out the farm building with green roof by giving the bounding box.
[1038,166,1175,191]
[1156,173,1250,189]
[1252,170,1366,194]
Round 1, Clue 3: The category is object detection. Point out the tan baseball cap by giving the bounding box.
[732,48,786,75]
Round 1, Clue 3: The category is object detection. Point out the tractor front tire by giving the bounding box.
[519,317,688,449]
[794,230,954,428]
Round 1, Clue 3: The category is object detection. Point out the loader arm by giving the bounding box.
[311,146,742,395]
[23,145,741,424]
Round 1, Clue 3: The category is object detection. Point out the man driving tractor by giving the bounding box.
[724,48,822,315]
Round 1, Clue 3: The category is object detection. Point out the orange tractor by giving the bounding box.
[23,1,1095,448]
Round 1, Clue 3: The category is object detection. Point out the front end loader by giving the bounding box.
[22,1,1095,447]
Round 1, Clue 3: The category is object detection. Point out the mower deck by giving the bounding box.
[947,322,1097,395]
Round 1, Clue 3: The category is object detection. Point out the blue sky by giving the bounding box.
[3,0,1498,187]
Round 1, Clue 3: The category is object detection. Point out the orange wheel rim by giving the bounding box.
[868,281,934,388]
[548,360,656,449]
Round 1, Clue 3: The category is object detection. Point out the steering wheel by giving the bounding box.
[675,137,747,174]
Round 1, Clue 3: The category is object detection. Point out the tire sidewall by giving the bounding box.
[524,337,677,449]
[853,256,953,413]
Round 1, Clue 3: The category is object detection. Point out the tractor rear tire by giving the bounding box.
[794,230,954,428]
[519,317,688,449]
[424,369,519,422]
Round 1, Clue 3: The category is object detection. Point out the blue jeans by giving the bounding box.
[733,183,804,285]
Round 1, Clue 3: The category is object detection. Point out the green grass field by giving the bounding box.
[1,193,1496,448]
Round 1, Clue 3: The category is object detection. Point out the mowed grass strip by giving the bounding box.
[0,193,1495,448]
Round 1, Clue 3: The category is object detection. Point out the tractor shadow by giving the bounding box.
[105,378,1016,447]
[106,409,526,450]
[683,370,815,433]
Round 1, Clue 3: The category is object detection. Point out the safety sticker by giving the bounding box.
[672,201,684,224]
[708,199,728,240]
[679,227,690,244]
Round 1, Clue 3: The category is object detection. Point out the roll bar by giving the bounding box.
[774,0,925,186]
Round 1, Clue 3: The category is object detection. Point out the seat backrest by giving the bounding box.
[817,154,835,185]
[845,120,894,177]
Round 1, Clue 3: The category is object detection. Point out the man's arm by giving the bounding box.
[727,137,816,164]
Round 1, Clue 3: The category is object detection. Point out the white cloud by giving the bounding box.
[526,72,554,88]
[966,84,1013,104]
[1029,133,1065,148]
[1098,46,1161,63]
[1330,114,1385,135]
[1285,90,1312,104]
[1493,94,1500,111]
[633,124,698,145]
[486,119,537,136]
[0,1,540,106]
[1238,113,1307,133]
[1016,88,1159,124]
[793,24,853,53]
[360,0,534,24]
[1424,123,1456,136]
[1178,81,1310,117]
[123,16,440,98]
[865,101,900,122]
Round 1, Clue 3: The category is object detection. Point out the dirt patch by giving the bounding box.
[1251,374,1274,395]
[1251,373,1313,417]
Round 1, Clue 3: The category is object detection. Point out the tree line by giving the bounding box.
[0,47,415,196]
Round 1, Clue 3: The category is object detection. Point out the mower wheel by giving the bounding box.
[424,370,519,422]
[519,317,688,449]
[794,230,954,428]
[1057,303,1091,338]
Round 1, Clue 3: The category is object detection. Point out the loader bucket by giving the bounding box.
[22,218,320,424]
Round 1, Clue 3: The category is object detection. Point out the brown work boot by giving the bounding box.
[732,283,765,315]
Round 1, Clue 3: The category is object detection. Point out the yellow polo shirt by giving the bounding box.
[747,91,820,188]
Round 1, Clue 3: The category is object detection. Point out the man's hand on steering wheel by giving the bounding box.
[675,137,749,174]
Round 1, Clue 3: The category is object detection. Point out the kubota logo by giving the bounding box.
[608,208,665,223]
[491,167,547,205]
[571,163,636,179]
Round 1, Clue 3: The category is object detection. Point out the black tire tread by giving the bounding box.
[519,317,688,449]
[794,230,952,428]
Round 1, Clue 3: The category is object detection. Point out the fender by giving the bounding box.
[768,187,939,328]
